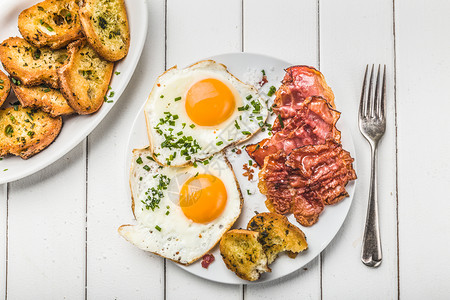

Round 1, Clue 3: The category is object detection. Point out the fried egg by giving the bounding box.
[145,60,269,167]
[119,148,243,265]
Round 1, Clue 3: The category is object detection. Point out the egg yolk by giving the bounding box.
[185,78,236,126]
[179,174,227,223]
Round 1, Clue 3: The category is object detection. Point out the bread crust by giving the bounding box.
[0,106,62,159]
[0,71,11,107]
[79,0,130,61]
[12,83,75,117]
[0,37,68,88]
[57,38,114,114]
[18,0,84,50]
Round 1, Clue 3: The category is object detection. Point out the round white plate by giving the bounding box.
[0,0,148,184]
[125,53,356,284]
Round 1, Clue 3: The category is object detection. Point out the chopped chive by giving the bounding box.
[155,225,161,231]
[136,157,143,164]
[234,120,240,130]
[261,70,266,76]
[143,165,150,171]
[0,79,4,84]
[216,141,223,146]
[190,124,195,128]
[174,96,182,101]
[165,211,170,215]
[242,131,251,135]
[115,71,121,75]
[267,86,276,97]
[246,95,252,100]
[277,114,284,128]
[249,160,253,166]
[160,95,164,98]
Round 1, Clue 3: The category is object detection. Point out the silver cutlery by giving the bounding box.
[359,64,386,268]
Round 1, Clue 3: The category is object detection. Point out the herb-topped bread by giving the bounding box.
[0,106,62,159]
[79,0,130,61]
[12,83,75,117]
[247,212,308,264]
[57,38,114,114]
[0,71,11,107]
[18,0,84,50]
[220,229,271,281]
[0,37,68,88]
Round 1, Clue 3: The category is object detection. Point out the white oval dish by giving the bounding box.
[0,0,148,184]
[125,53,356,284]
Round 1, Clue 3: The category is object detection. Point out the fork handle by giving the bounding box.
[361,143,382,267]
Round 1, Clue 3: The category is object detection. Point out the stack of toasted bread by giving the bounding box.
[0,0,130,159]
[220,212,308,281]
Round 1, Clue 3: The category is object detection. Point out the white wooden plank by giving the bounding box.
[244,0,321,298]
[395,0,450,298]
[0,184,6,298]
[165,0,243,298]
[85,0,166,299]
[7,144,86,299]
[320,0,397,299]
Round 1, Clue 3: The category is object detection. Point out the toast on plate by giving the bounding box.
[18,0,84,50]
[220,229,271,281]
[79,0,130,61]
[247,212,308,264]
[12,83,75,117]
[0,106,62,159]
[0,37,68,89]
[0,71,11,107]
[57,38,114,114]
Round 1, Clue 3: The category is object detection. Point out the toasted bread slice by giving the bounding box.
[220,229,271,281]
[79,0,130,61]
[12,83,75,117]
[58,39,114,114]
[0,37,68,88]
[0,71,11,107]
[18,0,84,50]
[0,106,62,159]
[247,212,308,264]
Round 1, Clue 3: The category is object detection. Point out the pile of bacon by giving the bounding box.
[246,66,357,226]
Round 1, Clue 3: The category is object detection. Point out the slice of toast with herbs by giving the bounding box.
[0,37,68,89]
[79,0,130,61]
[12,83,75,117]
[0,71,11,108]
[220,229,271,281]
[57,38,114,114]
[18,0,84,50]
[0,106,62,159]
[247,212,308,264]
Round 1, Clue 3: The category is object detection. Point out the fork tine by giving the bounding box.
[380,65,386,118]
[374,65,381,118]
[367,65,375,117]
[359,64,369,118]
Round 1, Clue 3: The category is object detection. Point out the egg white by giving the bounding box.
[119,148,243,265]
[145,60,269,167]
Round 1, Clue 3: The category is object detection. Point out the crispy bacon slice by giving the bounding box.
[258,140,356,226]
[246,97,341,166]
[273,65,335,123]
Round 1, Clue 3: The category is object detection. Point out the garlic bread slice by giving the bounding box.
[79,0,130,61]
[0,37,68,88]
[247,212,308,264]
[220,229,271,281]
[0,106,62,159]
[18,0,84,50]
[58,39,114,114]
[0,71,11,107]
[12,83,75,117]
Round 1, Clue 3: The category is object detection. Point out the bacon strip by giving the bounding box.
[246,97,341,167]
[258,140,356,226]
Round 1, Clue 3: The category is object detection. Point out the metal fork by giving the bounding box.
[359,64,386,268]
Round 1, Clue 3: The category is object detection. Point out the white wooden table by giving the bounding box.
[1,0,450,298]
